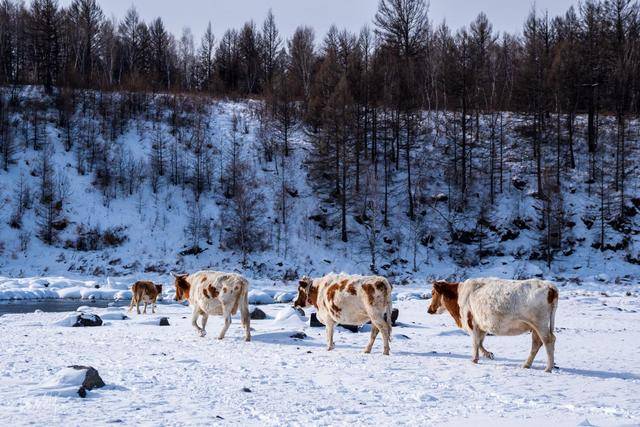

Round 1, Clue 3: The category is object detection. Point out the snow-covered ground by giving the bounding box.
[1,287,638,426]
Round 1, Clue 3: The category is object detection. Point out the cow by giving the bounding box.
[294,274,393,355]
[172,271,251,341]
[428,278,559,372]
[128,281,163,314]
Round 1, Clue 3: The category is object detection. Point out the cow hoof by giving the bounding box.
[544,367,553,373]
[383,350,390,356]
[199,331,207,338]
[245,336,251,342]
[364,349,372,354]
[327,346,335,351]
[484,352,495,360]
[522,364,531,369]
[471,359,479,364]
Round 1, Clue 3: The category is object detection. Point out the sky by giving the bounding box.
[59,0,581,42]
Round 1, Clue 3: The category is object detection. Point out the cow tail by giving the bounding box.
[240,282,250,326]
[386,289,393,340]
[549,296,557,333]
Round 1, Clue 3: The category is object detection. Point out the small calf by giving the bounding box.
[428,278,559,372]
[294,274,393,355]
[129,281,163,314]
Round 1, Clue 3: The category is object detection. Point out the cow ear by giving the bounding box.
[432,281,446,293]
[433,281,457,297]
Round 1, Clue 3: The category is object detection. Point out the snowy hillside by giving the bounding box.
[1,86,639,286]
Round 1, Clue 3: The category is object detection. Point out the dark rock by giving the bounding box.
[420,234,434,246]
[241,387,252,393]
[390,308,399,326]
[432,193,448,202]
[250,308,267,320]
[290,332,307,340]
[500,228,520,242]
[179,246,207,257]
[512,217,530,230]
[283,269,298,281]
[310,313,324,327]
[73,313,103,327]
[452,229,483,244]
[67,365,105,398]
[159,317,170,326]
[623,205,637,217]
[310,313,358,332]
[512,176,527,191]
[582,216,595,230]
[294,307,305,317]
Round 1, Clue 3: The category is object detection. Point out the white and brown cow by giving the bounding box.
[128,281,163,314]
[294,274,393,355]
[173,271,251,341]
[428,278,559,372]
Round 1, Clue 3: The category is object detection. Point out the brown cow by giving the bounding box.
[173,271,251,341]
[295,273,393,355]
[128,281,163,314]
[428,278,559,372]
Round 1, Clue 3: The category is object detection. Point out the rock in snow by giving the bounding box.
[248,290,274,305]
[73,313,103,327]
[250,307,267,320]
[54,312,103,327]
[36,366,105,398]
[159,317,170,326]
[68,365,106,397]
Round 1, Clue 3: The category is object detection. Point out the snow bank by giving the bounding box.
[32,368,89,398]
[248,290,274,305]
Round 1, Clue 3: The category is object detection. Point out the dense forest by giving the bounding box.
[1,0,640,278]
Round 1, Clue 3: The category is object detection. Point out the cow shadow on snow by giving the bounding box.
[397,350,639,380]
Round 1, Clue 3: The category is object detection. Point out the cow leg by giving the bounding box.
[523,330,543,369]
[371,318,391,356]
[152,298,157,314]
[364,325,379,354]
[143,301,148,314]
[200,313,209,334]
[136,299,141,315]
[191,309,205,337]
[325,319,336,351]
[478,331,494,359]
[218,306,232,340]
[541,329,556,373]
[471,328,483,364]
[128,298,134,312]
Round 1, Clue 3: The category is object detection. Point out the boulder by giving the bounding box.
[66,365,105,398]
[309,312,324,327]
[290,332,307,340]
[512,176,527,191]
[159,317,170,326]
[309,313,358,333]
[72,313,103,327]
[250,307,267,320]
[500,228,520,242]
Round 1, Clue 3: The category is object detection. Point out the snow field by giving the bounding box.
[0,290,638,426]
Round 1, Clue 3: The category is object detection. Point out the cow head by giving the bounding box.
[428,281,462,327]
[154,284,163,296]
[172,273,190,301]
[294,276,316,308]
